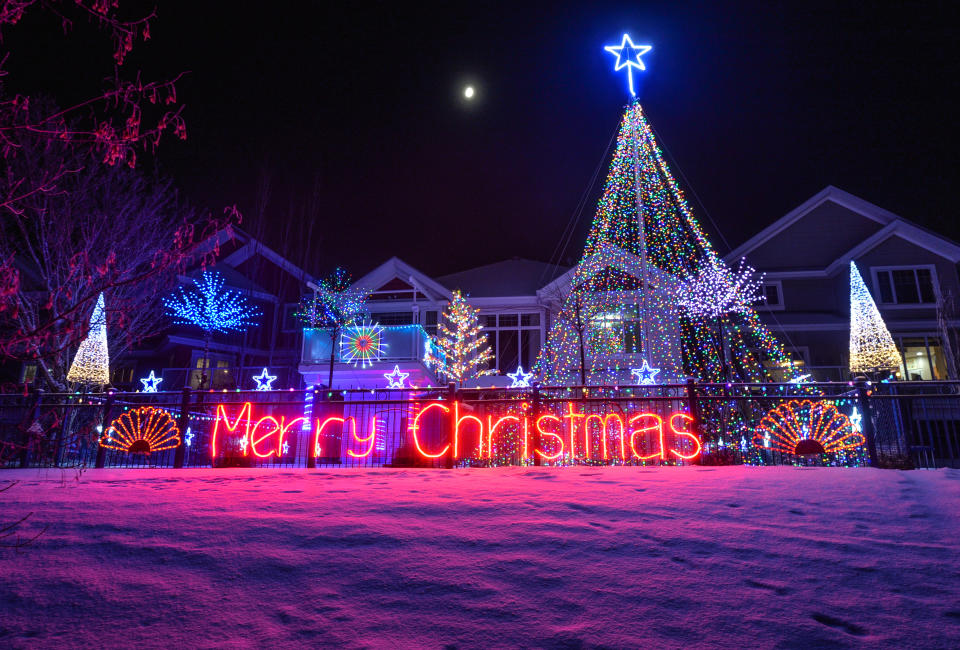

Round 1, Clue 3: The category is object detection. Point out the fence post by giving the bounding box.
[532,382,542,467]
[307,387,321,468]
[856,379,880,467]
[173,387,192,469]
[445,382,456,469]
[685,378,703,443]
[19,388,44,468]
[94,390,115,469]
[54,388,83,467]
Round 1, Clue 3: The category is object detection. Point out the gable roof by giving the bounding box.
[219,228,313,284]
[538,243,679,300]
[317,257,452,302]
[436,258,568,297]
[726,186,960,273]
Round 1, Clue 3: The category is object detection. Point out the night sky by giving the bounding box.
[5,1,955,278]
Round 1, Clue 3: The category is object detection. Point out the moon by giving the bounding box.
[464,85,475,99]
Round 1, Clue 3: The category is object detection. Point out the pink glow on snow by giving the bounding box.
[1,466,959,646]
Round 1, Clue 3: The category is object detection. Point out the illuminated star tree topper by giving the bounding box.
[604,34,652,97]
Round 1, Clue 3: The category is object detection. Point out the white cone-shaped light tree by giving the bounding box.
[66,292,110,386]
[849,261,902,375]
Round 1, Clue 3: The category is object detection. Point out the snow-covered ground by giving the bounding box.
[1,466,959,648]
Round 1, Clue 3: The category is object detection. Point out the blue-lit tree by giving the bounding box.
[300,268,370,388]
[164,271,260,388]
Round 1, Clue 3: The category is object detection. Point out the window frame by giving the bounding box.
[755,280,784,311]
[870,265,939,308]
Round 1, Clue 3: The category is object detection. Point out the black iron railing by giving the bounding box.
[1,381,958,470]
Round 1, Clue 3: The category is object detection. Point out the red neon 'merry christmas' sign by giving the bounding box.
[211,401,701,462]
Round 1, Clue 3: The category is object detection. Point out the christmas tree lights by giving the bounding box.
[849,261,902,375]
[538,102,788,388]
[66,292,110,386]
[426,290,494,385]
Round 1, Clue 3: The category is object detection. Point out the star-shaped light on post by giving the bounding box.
[849,407,863,433]
[507,365,533,388]
[604,34,652,97]
[139,370,163,393]
[384,364,409,389]
[252,367,277,391]
[630,359,661,385]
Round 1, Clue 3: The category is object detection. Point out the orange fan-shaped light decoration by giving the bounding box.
[752,400,864,455]
[102,407,180,454]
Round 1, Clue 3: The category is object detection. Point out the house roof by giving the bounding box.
[436,258,568,297]
[334,257,453,303]
[725,186,960,272]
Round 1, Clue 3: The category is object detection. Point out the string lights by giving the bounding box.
[676,257,764,319]
[849,261,902,375]
[101,406,180,454]
[425,290,494,385]
[66,292,110,386]
[163,271,261,335]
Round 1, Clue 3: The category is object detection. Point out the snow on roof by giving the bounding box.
[436,258,569,297]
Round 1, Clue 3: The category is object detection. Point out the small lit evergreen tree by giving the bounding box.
[849,261,901,376]
[66,292,110,387]
[427,290,494,385]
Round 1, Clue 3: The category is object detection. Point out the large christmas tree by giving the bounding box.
[537,100,787,385]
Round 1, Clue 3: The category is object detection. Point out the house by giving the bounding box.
[298,257,566,389]
[726,186,960,381]
[113,228,313,391]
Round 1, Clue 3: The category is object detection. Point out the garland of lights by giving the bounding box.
[101,406,181,454]
[849,261,902,374]
[340,323,386,367]
[752,399,865,456]
[66,292,110,385]
[426,290,494,385]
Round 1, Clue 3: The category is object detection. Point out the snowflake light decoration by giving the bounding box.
[340,323,386,367]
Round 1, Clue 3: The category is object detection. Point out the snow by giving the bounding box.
[1,466,959,648]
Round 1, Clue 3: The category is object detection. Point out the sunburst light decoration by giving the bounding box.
[752,400,864,456]
[101,407,181,454]
[340,322,386,367]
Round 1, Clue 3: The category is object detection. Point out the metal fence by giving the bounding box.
[2,381,959,470]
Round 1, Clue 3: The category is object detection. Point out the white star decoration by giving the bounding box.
[184,428,194,447]
[507,365,533,388]
[850,407,863,433]
[139,370,163,392]
[630,359,661,385]
[252,367,277,391]
[384,364,409,389]
[604,34,652,96]
[238,437,249,454]
[281,440,290,455]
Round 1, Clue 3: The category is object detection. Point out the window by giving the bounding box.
[480,311,543,372]
[896,336,949,380]
[282,302,302,331]
[873,267,937,305]
[189,352,234,389]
